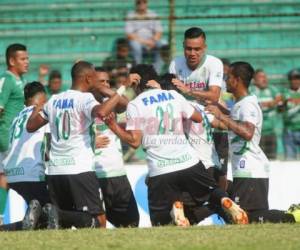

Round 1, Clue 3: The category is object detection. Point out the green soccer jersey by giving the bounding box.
[0,71,26,152]
[249,85,279,135]
[283,88,300,131]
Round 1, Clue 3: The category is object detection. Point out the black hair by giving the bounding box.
[95,66,107,73]
[230,61,255,89]
[24,81,45,101]
[116,38,130,48]
[130,64,158,92]
[184,27,206,40]
[159,73,179,91]
[221,58,231,67]
[6,43,27,67]
[49,70,62,81]
[71,61,94,81]
[287,68,300,80]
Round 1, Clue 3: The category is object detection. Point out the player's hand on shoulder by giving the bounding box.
[127,73,141,87]
[172,79,190,94]
[205,104,222,118]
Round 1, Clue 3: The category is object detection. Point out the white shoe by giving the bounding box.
[170,201,190,227]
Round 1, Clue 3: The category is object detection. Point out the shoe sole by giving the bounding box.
[222,198,249,225]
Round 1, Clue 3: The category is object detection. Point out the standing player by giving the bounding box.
[26,61,140,228]
[93,67,139,227]
[105,64,248,226]
[2,82,57,230]
[168,27,227,187]
[206,61,299,223]
[0,43,29,224]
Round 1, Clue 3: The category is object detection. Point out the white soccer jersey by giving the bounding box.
[169,54,223,101]
[229,95,269,178]
[126,89,199,177]
[93,117,126,178]
[3,106,47,183]
[41,90,99,175]
[184,102,220,169]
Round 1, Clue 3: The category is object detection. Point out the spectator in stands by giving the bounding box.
[125,0,163,71]
[158,44,171,75]
[249,69,282,159]
[283,68,300,160]
[45,70,64,98]
[102,38,136,78]
[0,44,28,224]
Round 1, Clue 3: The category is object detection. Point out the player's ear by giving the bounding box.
[9,57,15,67]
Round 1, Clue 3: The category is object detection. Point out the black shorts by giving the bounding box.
[213,131,229,175]
[47,172,104,216]
[98,175,139,227]
[9,181,50,206]
[148,161,218,226]
[230,177,269,212]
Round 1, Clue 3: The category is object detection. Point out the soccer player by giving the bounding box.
[206,61,299,223]
[1,81,58,230]
[26,61,140,228]
[92,67,140,227]
[169,27,227,188]
[0,43,29,224]
[249,69,282,159]
[104,64,248,226]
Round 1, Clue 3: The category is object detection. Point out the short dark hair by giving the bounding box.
[6,43,27,67]
[184,27,206,40]
[95,66,107,73]
[221,58,231,67]
[287,68,300,80]
[24,81,45,101]
[159,73,178,91]
[71,61,94,81]
[49,70,62,81]
[130,64,158,92]
[116,38,129,48]
[230,61,255,89]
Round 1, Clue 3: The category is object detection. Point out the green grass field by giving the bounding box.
[1,224,300,250]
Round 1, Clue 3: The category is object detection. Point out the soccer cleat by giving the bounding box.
[221,197,248,225]
[42,203,60,229]
[170,201,190,227]
[22,200,42,230]
[287,204,300,223]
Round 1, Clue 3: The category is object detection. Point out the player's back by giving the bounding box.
[127,89,199,177]
[3,106,46,183]
[43,89,99,175]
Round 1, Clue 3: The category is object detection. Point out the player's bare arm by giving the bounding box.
[26,106,48,132]
[206,105,255,141]
[92,73,140,119]
[172,79,221,103]
[105,113,142,149]
[93,84,129,114]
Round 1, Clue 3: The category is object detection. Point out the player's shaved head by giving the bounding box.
[71,61,95,81]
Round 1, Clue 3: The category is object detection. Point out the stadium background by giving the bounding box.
[1,0,300,220]
[1,0,300,158]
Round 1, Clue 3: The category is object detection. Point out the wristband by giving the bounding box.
[116,85,126,96]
